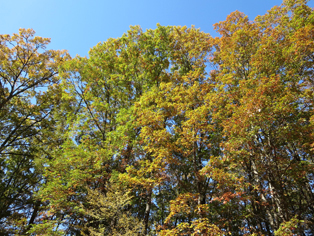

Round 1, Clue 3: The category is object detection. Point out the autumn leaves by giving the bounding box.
[0,0,313,235]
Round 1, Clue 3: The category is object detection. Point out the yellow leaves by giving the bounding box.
[161,198,225,235]
[165,193,199,224]
[190,219,224,236]
[80,182,145,236]
[171,25,211,64]
[25,10,314,234]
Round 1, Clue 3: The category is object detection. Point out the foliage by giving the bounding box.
[201,0,314,234]
[81,181,144,236]
[0,28,69,234]
[1,1,314,235]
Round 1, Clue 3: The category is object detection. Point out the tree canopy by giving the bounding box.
[0,0,313,235]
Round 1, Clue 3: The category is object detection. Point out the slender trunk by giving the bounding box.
[268,180,285,222]
[251,159,277,230]
[144,189,152,235]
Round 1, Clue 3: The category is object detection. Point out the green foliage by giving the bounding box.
[81,181,144,236]
[0,28,69,234]
[2,1,314,235]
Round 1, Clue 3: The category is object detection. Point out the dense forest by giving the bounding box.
[0,0,314,235]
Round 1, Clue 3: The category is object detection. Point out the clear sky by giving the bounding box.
[1,0,313,57]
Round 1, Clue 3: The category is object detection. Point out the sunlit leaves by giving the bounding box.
[5,1,313,235]
[0,28,69,234]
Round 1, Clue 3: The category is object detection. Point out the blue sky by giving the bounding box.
[1,0,313,57]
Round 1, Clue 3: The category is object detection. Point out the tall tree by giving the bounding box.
[201,0,314,234]
[27,0,314,235]
[0,29,69,234]
[37,25,174,235]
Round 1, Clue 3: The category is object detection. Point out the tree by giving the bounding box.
[81,181,144,236]
[15,0,314,235]
[124,26,221,235]
[37,25,174,235]
[201,0,314,234]
[0,28,69,234]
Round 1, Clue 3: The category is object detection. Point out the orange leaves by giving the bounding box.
[211,191,240,204]
[200,3,314,233]
[214,10,250,37]
[28,3,314,233]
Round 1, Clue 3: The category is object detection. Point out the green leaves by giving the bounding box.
[0,28,70,234]
[2,1,314,235]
